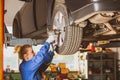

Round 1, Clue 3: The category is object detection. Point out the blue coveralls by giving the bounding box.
[19,42,54,80]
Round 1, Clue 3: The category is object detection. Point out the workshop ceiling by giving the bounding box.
[4,0,24,26]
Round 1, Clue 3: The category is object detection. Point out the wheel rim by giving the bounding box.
[53,11,66,47]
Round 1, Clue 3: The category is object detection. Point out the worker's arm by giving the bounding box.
[36,42,54,64]
[31,34,55,70]
[42,32,55,64]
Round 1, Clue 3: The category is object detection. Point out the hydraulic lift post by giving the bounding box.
[0,0,3,79]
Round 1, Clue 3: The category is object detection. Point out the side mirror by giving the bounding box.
[19,0,32,2]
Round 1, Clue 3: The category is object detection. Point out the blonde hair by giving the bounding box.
[14,44,34,59]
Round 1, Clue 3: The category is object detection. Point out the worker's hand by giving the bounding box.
[46,31,55,44]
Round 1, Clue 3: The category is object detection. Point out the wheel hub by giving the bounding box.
[53,11,66,47]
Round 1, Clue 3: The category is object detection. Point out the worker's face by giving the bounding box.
[23,47,35,61]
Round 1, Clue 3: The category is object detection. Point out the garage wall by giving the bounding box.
[111,47,120,59]
[111,47,120,71]
[117,48,120,59]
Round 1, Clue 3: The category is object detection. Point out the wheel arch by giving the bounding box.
[13,12,22,38]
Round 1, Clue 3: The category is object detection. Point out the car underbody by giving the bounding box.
[12,0,120,55]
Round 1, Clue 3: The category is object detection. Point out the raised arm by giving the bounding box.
[31,32,55,70]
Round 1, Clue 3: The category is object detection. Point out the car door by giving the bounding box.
[20,1,36,36]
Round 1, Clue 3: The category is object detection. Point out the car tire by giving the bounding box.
[51,1,83,55]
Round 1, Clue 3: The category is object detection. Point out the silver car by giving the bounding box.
[13,0,120,55]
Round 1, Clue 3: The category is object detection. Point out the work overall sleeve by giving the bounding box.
[38,42,54,72]
[32,42,54,70]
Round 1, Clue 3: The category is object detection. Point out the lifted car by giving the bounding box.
[13,0,120,55]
